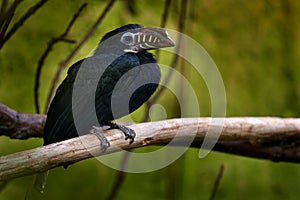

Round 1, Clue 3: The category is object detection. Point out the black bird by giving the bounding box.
[34,24,174,193]
[43,24,174,146]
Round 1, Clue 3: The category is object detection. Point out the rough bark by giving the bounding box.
[0,117,300,181]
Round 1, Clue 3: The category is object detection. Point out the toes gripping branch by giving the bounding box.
[90,126,110,151]
[109,122,136,144]
[91,122,136,150]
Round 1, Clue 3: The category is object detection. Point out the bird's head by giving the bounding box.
[100,24,175,53]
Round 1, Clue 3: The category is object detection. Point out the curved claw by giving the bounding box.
[105,122,136,144]
[122,126,136,144]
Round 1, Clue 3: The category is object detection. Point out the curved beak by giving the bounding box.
[134,27,175,51]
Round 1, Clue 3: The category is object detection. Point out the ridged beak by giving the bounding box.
[133,27,175,51]
[120,27,175,53]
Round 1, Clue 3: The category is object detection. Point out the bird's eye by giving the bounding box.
[121,32,135,45]
[124,36,132,42]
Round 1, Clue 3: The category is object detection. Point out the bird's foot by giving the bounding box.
[90,126,110,151]
[105,122,136,144]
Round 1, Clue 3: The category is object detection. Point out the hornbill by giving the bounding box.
[35,24,174,192]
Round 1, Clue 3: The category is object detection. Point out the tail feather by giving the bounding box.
[34,171,49,193]
[25,171,49,200]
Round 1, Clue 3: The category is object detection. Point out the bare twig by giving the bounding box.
[123,0,136,16]
[34,3,87,113]
[143,0,188,121]
[154,0,187,98]
[44,0,117,112]
[209,165,225,200]
[0,0,23,47]
[0,0,9,27]
[1,117,300,181]
[155,0,172,61]
[0,0,47,49]
[106,151,130,200]
[160,0,172,30]
[0,104,45,139]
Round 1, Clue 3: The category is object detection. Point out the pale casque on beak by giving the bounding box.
[120,27,175,53]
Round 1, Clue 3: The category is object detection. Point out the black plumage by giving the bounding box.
[43,24,174,145]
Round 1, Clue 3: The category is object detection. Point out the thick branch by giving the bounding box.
[0,104,45,139]
[0,117,300,181]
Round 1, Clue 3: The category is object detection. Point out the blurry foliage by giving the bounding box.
[0,0,300,199]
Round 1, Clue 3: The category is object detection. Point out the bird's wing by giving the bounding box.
[94,53,141,122]
[43,54,139,144]
[43,59,84,145]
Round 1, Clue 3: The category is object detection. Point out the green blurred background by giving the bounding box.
[1,0,300,199]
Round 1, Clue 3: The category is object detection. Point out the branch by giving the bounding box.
[155,0,172,60]
[0,104,45,139]
[0,0,9,30]
[106,151,130,200]
[143,0,187,121]
[209,165,224,200]
[0,0,47,49]
[0,0,23,47]
[0,117,300,181]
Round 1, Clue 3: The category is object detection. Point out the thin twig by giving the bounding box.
[155,0,172,61]
[0,0,23,48]
[209,165,225,200]
[106,151,130,200]
[0,0,9,28]
[0,0,46,49]
[0,0,19,39]
[44,0,117,112]
[143,0,188,121]
[153,0,187,99]
[34,3,87,113]
[160,0,172,32]
[123,0,136,16]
